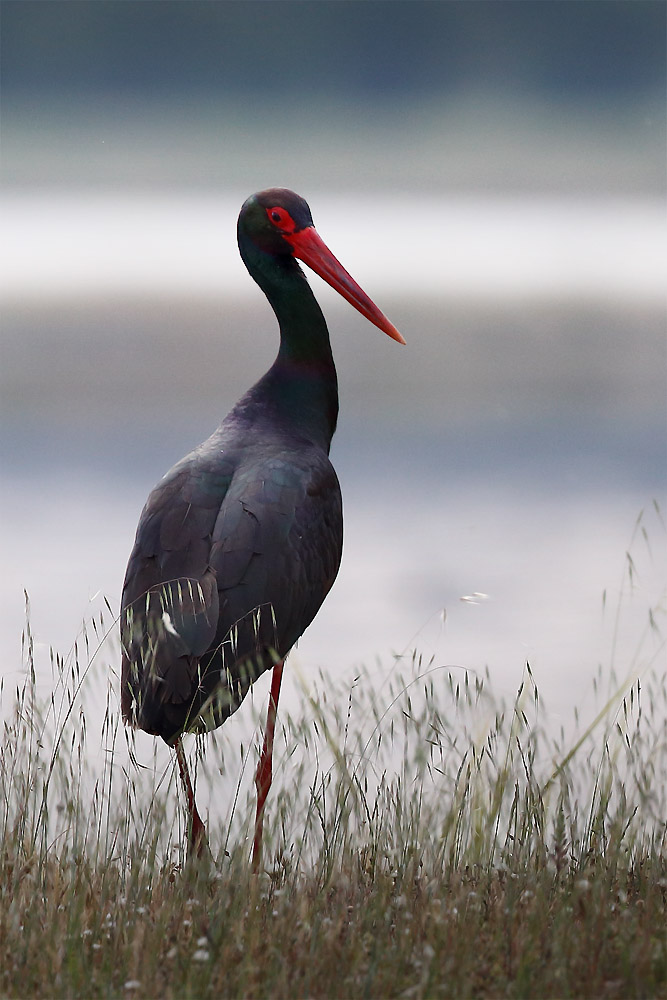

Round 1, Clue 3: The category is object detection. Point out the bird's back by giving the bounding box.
[120,411,343,744]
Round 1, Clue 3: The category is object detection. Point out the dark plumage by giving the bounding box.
[120,419,343,742]
[119,188,403,861]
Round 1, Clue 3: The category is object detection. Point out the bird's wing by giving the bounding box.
[208,445,343,668]
[120,449,235,736]
[121,441,342,741]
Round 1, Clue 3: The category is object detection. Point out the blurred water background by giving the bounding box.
[1,1,665,747]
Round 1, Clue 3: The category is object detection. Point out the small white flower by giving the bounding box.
[460,592,490,604]
[192,949,210,963]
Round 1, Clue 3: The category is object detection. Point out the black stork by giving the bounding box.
[120,188,404,868]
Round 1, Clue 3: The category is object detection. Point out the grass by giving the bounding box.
[1,507,665,999]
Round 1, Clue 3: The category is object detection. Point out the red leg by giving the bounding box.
[175,736,209,860]
[252,661,284,873]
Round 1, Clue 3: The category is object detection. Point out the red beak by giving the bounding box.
[284,226,406,345]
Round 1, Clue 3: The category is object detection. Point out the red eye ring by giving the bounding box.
[266,206,298,234]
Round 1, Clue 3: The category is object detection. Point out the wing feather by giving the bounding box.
[121,435,342,743]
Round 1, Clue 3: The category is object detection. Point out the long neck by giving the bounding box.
[239,235,339,450]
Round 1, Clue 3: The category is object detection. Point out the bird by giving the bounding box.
[120,188,404,868]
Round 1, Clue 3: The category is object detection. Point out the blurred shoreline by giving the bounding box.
[3,94,664,195]
[2,191,664,302]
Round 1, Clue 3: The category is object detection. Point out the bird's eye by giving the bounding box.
[266,206,297,233]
